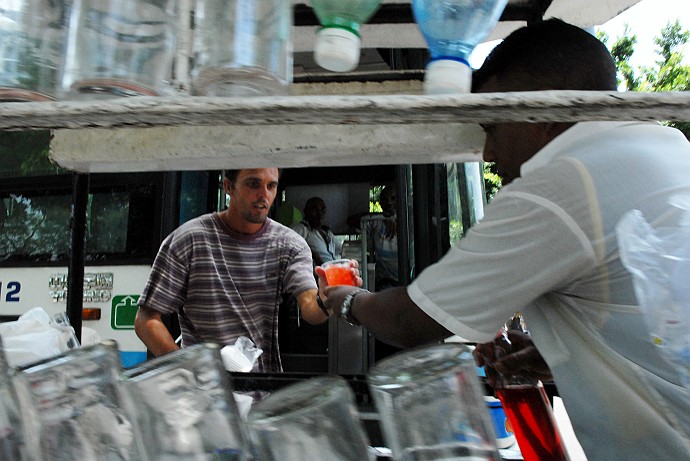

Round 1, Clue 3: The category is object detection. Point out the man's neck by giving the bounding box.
[220,209,264,235]
[306,219,322,230]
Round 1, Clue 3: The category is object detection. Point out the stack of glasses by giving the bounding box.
[1,339,509,460]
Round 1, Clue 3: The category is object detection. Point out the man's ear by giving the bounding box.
[544,122,575,140]
[223,177,234,196]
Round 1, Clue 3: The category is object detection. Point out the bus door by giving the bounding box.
[273,162,486,374]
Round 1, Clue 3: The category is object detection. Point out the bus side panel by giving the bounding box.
[0,265,152,367]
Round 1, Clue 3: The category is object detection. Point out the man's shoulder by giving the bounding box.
[166,213,217,242]
[267,220,312,253]
[290,221,309,232]
[175,213,216,232]
[269,218,305,239]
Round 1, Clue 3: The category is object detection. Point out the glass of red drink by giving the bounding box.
[321,259,357,286]
[496,382,569,461]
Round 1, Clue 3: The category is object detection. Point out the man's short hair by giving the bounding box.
[472,19,617,92]
[223,169,282,185]
[223,170,241,184]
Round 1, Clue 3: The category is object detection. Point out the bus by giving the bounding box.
[0,129,487,370]
[0,130,221,366]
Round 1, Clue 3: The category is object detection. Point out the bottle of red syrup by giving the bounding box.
[493,313,570,461]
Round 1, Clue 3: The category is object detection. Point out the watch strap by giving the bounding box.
[340,288,368,326]
[316,293,330,318]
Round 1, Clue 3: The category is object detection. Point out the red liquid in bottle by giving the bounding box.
[496,385,569,461]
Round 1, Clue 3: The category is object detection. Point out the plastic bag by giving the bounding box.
[220,336,263,372]
[219,337,264,419]
[0,307,81,367]
[616,195,690,388]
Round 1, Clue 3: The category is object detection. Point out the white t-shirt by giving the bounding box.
[364,216,399,285]
[291,221,338,265]
[408,121,690,461]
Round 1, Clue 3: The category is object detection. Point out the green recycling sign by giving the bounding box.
[111,295,140,330]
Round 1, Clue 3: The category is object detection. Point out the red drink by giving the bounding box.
[323,264,356,286]
[496,384,569,461]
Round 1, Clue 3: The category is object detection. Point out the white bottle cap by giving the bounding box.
[314,27,361,72]
[424,59,472,94]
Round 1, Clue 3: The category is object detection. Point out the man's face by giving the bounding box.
[225,168,279,224]
[304,199,327,225]
[380,187,396,217]
[476,76,553,185]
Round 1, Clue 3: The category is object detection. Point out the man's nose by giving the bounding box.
[258,185,272,198]
[482,140,496,163]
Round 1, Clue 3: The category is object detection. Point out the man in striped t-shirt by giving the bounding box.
[135,168,359,372]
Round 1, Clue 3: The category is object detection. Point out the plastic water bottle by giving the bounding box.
[412,0,508,94]
[311,0,382,72]
[192,0,293,97]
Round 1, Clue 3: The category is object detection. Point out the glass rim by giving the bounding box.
[367,343,475,386]
[248,375,355,423]
[321,258,352,266]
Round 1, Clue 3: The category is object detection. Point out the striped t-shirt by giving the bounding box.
[139,213,317,372]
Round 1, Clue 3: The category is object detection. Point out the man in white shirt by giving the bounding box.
[319,19,690,461]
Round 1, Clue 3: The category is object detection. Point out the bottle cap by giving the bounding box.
[314,27,361,72]
[424,59,472,94]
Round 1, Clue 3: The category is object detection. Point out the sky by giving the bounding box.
[596,0,690,68]
[469,0,690,69]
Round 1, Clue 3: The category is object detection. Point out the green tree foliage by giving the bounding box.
[598,20,690,138]
[483,162,501,203]
[0,130,64,177]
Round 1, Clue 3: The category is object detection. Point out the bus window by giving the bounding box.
[446,162,486,245]
[0,176,163,264]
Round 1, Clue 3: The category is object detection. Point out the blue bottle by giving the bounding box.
[412,0,508,94]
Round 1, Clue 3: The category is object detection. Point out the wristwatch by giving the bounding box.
[340,288,368,326]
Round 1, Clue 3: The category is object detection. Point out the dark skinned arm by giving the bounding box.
[316,264,451,348]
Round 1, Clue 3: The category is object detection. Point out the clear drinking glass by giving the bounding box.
[321,258,358,286]
[60,0,176,99]
[191,0,292,97]
[12,340,148,461]
[0,336,25,460]
[123,343,252,461]
[247,375,373,460]
[367,343,502,461]
[51,311,81,350]
[0,0,68,101]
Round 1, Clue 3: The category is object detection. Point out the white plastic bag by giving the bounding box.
[616,195,690,388]
[219,337,263,420]
[220,336,263,372]
[0,307,80,367]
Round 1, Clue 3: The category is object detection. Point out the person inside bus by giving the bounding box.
[318,19,690,461]
[346,185,399,290]
[291,196,338,266]
[134,168,359,373]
